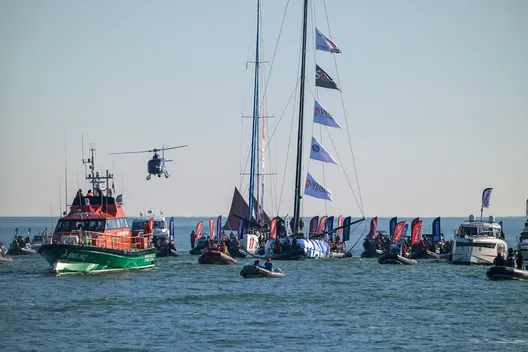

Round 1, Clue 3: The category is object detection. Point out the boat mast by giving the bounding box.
[247,0,261,224]
[293,0,309,235]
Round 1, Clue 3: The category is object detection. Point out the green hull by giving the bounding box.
[38,244,156,274]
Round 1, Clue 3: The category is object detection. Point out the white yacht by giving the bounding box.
[517,220,528,257]
[131,210,168,239]
[452,215,507,265]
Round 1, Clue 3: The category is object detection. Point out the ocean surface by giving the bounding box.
[1,216,527,352]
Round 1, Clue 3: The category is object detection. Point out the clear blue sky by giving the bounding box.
[1,0,527,218]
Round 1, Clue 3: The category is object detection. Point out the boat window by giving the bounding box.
[118,218,128,228]
[132,221,146,231]
[521,233,528,241]
[88,220,105,231]
[106,219,117,230]
[459,226,478,236]
[153,221,165,229]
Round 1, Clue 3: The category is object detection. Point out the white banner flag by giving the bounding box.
[305,173,333,201]
[314,100,341,128]
[285,215,292,236]
[481,188,493,208]
[315,28,342,54]
[310,137,338,164]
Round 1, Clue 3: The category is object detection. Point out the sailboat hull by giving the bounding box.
[265,239,330,258]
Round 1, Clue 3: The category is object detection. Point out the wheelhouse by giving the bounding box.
[456,215,502,238]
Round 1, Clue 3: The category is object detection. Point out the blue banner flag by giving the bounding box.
[432,217,441,242]
[169,217,175,242]
[342,216,351,241]
[389,217,397,238]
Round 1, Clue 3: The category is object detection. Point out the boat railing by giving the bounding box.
[59,230,151,251]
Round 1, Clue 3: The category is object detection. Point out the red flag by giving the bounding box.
[411,220,423,246]
[195,221,203,236]
[391,221,406,244]
[309,216,319,235]
[317,216,328,234]
[337,215,343,235]
[411,217,420,233]
[270,219,277,239]
[369,217,378,238]
[209,218,215,238]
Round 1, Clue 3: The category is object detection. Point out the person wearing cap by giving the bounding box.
[493,251,505,267]
[264,258,274,271]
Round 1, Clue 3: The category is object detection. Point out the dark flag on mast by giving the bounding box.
[316,65,339,90]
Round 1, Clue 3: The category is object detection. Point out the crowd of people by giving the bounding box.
[363,232,452,256]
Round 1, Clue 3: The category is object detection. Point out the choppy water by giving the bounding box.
[1,216,527,352]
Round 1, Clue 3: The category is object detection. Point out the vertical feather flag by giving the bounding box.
[237,218,244,240]
[481,188,493,209]
[337,215,343,235]
[169,217,174,243]
[389,217,398,238]
[369,217,378,239]
[216,216,222,246]
[195,221,203,236]
[411,220,423,246]
[326,216,334,241]
[209,218,214,239]
[309,216,319,236]
[317,216,328,234]
[342,216,351,241]
[391,221,407,244]
[432,217,441,242]
[270,218,277,240]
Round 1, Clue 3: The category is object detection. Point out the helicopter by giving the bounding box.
[110,145,188,180]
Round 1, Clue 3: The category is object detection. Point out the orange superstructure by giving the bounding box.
[52,195,150,250]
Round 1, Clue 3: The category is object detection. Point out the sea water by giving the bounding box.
[0,216,526,352]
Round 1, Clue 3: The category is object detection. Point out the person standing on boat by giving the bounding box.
[264,258,274,271]
[515,251,524,270]
[273,238,282,254]
[190,231,196,249]
[493,252,505,266]
[76,189,83,198]
[506,248,516,268]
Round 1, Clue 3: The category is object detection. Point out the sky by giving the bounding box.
[1,0,527,218]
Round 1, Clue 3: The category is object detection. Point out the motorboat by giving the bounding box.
[240,265,285,278]
[486,266,528,280]
[451,215,507,265]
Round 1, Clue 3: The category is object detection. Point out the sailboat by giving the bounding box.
[220,0,274,256]
[262,0,364,259]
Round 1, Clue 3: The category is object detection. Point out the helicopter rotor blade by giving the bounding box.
[162,145,189,151]
[109,149,154,155]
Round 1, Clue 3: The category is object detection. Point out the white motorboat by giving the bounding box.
[131,210,168,239]
[452,215,507,265]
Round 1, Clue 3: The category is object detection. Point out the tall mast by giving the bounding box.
[293,0,309,235]
[247,0,261,223]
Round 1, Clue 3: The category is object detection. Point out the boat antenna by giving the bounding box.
[293,0,309,236]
